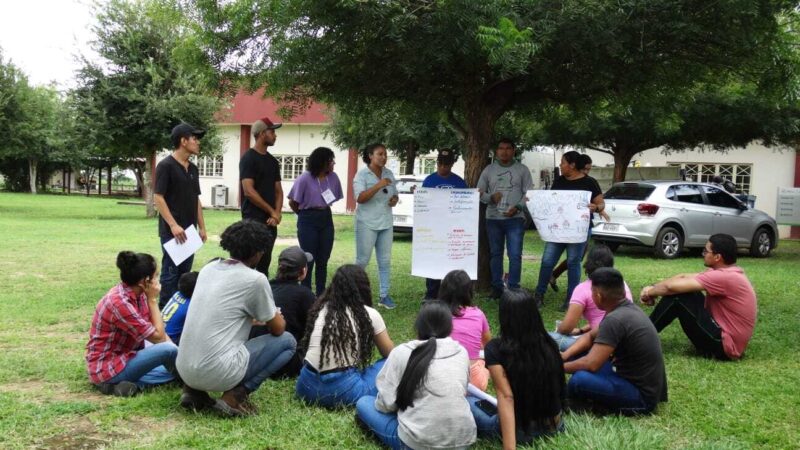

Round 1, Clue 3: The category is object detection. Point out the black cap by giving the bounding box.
[437,149,456,164]
[278,246,313,271]
[171,122,206,148]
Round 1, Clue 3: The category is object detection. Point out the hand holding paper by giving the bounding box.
[162,224,204,265]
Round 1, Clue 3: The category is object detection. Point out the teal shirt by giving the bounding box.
[353,166,398,230]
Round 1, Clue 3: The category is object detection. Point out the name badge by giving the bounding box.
[321,188,336,204]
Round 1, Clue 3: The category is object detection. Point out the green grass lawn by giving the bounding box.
[1,192,798,449]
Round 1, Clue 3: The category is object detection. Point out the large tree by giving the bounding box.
[192,0,794,286]
[74,0,223,216]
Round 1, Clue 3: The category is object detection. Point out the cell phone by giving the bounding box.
[475,399,497,416]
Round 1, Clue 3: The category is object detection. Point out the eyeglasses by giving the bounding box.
[701,248,716,256]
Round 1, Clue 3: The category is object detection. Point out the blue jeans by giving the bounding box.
[567,361,652,415]
[355,222,393,298]
[297,208,335,296]
[241,333,297,392]
[295,358,386,408]
[355,396,412,450]
[159,235,195,308]
[548,332,578,351]
[108,342,178,388]
[535,240,587,302]
[468,395,564,443]
[485,218,525,291]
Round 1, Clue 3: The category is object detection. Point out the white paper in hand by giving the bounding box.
[163,225,203,265]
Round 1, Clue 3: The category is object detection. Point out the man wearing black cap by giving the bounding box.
[421,149,468,299]
[250,246,316,378]
[154,122,208,308]
[240,116,284,277]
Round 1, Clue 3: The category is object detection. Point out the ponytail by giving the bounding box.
[394,301,453,411]
[395,337,437,411]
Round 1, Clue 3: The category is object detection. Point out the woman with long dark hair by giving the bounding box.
[470,289,565,447]
[86,251,177,397]
[353,143,399,309]
[295,264,394,407]
[439,270,492,391]
[534,151,604,311]
[356,301,476,449]
[288,147,344,295]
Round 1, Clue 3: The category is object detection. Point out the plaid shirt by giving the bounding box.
[85,283,156,384]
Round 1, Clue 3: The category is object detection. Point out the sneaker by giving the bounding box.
[180,385,216,412]
[95,381,140,397]
[378,296,397,309]
[533,292,545,309]
[549,276,560,292]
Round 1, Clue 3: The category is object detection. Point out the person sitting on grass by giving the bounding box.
[549,245,632,351]
[161,271,199,345]
[640,233,757,360]
[295,264,395,408]
[439,269,492,391]
[469,289,566,447]
[176,220,297,417]
[356,301,476,450]
[563,268,667,415]
[250,246,316,378]
[85,251,178,397]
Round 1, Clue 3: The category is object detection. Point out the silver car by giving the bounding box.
[592,180,778,258]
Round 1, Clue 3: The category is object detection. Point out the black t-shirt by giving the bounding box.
[240,148,282,222]
[484,338,564,420]
[595,301,668,406]
[154,155,200,238]
[270,279,317,342]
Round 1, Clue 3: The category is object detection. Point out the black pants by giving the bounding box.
[255,225,278,278]
[425,278,441,299]
[650,292,729,360]
[297,208,334,296]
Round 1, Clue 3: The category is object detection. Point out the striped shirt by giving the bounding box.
[85,283,155,383]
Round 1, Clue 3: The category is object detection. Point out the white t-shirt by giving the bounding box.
[304,305,386,372]
[176,261,276,392]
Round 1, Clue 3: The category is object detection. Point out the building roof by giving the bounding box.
[219,89,331,125]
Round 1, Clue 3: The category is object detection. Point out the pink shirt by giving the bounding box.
[570,280,632,329]
[451,306,490,360]
[695,266,757,359]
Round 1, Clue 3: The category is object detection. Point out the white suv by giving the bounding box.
[392,175,426,232]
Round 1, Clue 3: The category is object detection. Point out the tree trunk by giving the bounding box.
[61,169,66,193]
[143,149,157,217]
[28,159,38,194]
[107,166,112,195]
[97,167,102,195]
[133,161,144,197]
[67,168,72,194]
[612,145,639,182]
[404,143,418,175]
[85,168,95,196]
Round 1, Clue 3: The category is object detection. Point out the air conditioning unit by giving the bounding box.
[211,185,228,207]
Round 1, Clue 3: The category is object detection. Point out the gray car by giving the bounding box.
[591,180,778,259]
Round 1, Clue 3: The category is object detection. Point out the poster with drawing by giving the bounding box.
[412,188,479,280]
[526,190,591,243]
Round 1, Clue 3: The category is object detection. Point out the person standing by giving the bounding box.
[640,233,757,360]
[154,123,208,308]
[240,116,284,277]
[534,151,604,310]
[421,149,468,300]
[353,143,399,309]
[477,138,534,299]
[288,147,343,295]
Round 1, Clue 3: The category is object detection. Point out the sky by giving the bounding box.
[0,0,98,89]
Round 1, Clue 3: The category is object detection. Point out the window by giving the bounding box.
[419,158,437,175]
[604,183,656,200]
[275,155,306,180]
[668,184,704,204]
[702,186,742,209]
[195,155,224,177]
[669,163,752,194]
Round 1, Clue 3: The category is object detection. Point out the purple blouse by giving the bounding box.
[288,171,344,209]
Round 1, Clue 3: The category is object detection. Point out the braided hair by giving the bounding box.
[300,264,375,369]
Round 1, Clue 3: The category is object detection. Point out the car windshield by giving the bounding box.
[605,183,656,200]
[396,179,423,194]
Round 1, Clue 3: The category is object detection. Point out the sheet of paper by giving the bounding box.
[162,224,203,266]
[467,383,497,406]
[526,190,591,243]
[411,188,479,279]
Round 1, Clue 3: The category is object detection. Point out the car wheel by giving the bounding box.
[654,227,682,259]
[749,227,773,258]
